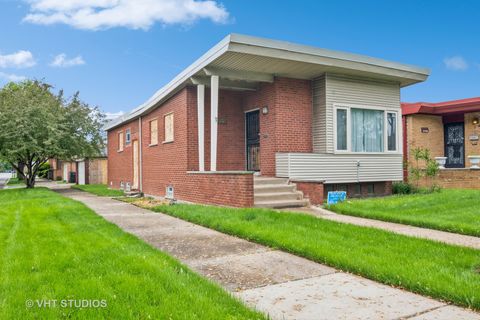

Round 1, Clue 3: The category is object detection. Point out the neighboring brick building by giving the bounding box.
[49,157,108,184]
[106,34,429,207]
[402,97,480,188]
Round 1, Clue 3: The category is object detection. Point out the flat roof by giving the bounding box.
[402,97,480,115]
[106,34,430,130]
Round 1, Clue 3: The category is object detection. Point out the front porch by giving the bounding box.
[188,71,313,208]
[403,97,480,188]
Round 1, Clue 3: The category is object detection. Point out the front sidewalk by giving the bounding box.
[57,188,480,320]
[292,207,480,250]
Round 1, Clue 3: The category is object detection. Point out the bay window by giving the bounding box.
[336,109,347,151]
[335,105,398,153]
[387,112,397,151]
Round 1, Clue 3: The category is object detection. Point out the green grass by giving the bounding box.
[0,188,264,319]
[145,203,480,310]
[328,189,480,237]
[72,184,124,197]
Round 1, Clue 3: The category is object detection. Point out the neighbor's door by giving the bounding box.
[444,122,465,168]
[246,110,260,171]
[78,161,86,185]
[133,140,139,189]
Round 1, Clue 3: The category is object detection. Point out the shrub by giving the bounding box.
[392,182,414,194]
[38,162,51,178]
[55,176,63,181]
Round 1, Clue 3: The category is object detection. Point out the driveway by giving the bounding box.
[57,188,480,320]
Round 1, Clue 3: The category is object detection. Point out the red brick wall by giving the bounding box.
[243,77,312,176]
[184,172,254,207]
[274,78,312,154]
[294,181,324,205]
[107,119,139,188]
[141,88,189,197]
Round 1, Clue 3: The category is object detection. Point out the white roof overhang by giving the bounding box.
[105,34,429,130]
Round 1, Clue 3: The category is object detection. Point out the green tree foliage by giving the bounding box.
[409,147,440,190]
[0,80,105,188]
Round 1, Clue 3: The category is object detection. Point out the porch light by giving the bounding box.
[473,117,479,125]
[262,106,269,115]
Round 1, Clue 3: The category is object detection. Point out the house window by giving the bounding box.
[351,108,384,152]
[150,119,158,145]
[164,113,174,143]
[334,105,398,153]
[118,132,124,152]
[366,183,375,195]
[387,112,397,151]
[354,184,361,196]
[125,129,131,145]
[336,109,347,151]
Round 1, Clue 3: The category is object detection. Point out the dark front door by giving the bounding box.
[444,122,465,168]
[246,110,260,171]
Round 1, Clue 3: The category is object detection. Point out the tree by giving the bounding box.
[0,80,105,188]
[409,147,439,190]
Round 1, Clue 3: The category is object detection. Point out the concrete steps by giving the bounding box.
[254,177,309,209]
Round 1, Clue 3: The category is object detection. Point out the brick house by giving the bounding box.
[105,34,429,207]
[402,97,480,188]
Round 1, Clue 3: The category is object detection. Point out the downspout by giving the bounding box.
[402,115,408,182]
[138,116,143,192]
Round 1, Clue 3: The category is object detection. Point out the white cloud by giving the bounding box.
[0,50,36,68]
[0,72,27,82]
[105,111,124,120]
[443,56,468,71]
[50,53,85,67]
[23,0,230,30]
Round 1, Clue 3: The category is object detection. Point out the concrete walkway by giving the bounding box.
[0,172,12,189]
[57,188,480,320]
[289,207,480,250]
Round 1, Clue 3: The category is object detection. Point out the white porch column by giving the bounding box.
[210,75,219,171]
[197,84,205,171]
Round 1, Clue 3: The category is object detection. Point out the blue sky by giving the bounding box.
[0,0,479,117]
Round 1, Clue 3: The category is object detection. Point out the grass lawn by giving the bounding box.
[72,184,124,197]
[0,188,264,319]
[328,189,480,237]
[133,202,480,311]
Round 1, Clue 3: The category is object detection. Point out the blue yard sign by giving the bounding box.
[327,191,347,205]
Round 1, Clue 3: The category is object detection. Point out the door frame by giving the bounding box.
[245,109,260,172]
[443,122,465,168]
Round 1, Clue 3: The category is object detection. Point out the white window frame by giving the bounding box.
[125,128,131,145]
[385,111,399,152]
[333,103,400,154]
[333,106,350,153]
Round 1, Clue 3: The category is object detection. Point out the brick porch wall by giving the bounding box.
[418,169,480,189]
[293,181,324,205]
[184,172,254,207]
